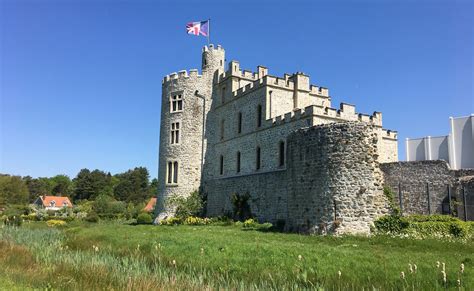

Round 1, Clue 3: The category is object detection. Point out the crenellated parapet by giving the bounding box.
[162,69,203,84]
[217,61,330,98]
[382,129,398,140]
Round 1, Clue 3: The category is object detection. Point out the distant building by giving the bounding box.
[34,195,73,211]
[144,197,157,212]
[406,115,474,169]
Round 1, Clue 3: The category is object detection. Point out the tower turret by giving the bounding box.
[155,45,225,220]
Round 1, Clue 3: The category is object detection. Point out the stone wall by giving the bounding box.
[380,161,474,219]
[205,122,389,234]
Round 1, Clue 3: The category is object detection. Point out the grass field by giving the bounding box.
[0,221,472,290]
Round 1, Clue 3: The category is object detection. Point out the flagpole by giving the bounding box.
[208,18,210,45]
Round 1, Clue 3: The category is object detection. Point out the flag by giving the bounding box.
[186,20,209,37]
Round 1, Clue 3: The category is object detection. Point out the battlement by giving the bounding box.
[382,129,398,139]
[270,103,383,127]
[218,61,330,98]
[202,44,225,52]
[162,69,202,84]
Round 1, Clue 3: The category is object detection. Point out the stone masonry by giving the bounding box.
[156,45,399,233]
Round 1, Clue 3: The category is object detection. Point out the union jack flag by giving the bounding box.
[186,20,209,37]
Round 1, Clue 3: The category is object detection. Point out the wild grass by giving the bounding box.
[1,222,473,290]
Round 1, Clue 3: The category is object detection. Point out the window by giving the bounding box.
[238,112,242,134]
[170,122,180,144]
[221,87,226,104]
[167,161,179,184]
[170,94,183,113]
[236,152,241,173]
[257,105,262,128]
[279,141,285,167]
[256,147,261,170]
[220,155,224,175]
[220,119,225,140]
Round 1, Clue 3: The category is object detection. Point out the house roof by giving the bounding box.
[40,196,73,208]
[144,197,157,212]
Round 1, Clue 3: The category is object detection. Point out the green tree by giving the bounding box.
[23,176,54,202]
[113,167,150,203]
[73,169,113,201]
[51,175,73,197]
[0,174,30,205]
[149,178,158,197]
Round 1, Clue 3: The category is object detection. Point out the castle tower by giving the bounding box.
[155,45,225,219]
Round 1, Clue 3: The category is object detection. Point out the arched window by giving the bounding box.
[238,112,242,134]
[279,141,285,167]
[257,105,262,128]
[236,151,241,173]
[220,155,224,175]
[256,147,261,170]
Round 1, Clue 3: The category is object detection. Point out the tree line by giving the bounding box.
[0,167,158,207]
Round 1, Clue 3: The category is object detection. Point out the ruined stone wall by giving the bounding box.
[380,161,473,219]
[205,122,389,234]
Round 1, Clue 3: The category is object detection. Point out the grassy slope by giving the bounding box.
[62,222,473,289]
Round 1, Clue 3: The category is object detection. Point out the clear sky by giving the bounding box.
[1,0,473,179]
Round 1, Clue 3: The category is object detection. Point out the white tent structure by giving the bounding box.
[406,115,474,169]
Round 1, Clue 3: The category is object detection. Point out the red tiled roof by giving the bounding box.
[41,196,73,208]
[144,197,157,212]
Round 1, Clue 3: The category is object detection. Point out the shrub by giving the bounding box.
[184,216,211,225]
[137,212,153,225]
[243,218,257,228]
[46,219,66,227]
[231,192,252,221]
[374,215,409,234]
[167,191,204,220]
[159,217,182,226]
[85,211,99,223]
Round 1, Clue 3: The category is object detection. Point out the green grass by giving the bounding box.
[1,221,473,290]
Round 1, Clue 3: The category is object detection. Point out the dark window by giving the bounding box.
[238,112,242,134]
[167,162,173,184]
[236,152,241,173]
[220,119,225,140]
[167,161,178,184]
[221,87,226,104]
[170,122,180,144]
[220,155,224,175]
[256,147,261,170]
[279,141,285,166]
[173,161,178,183]
[171,94,183,112]
[257,105,262,127]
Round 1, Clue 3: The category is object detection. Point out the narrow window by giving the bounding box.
[256,147,261,170]
[220,119,225,140]
[173,161,178,183]
[236,151,241,173]
[167,162,173,184]
[170,122,180,144]
[220,155,224,175]
[257,105,262,128]
[170,94,183,113]
[238,112,242,134]
[221,87,226,104]
[279,141,285,167]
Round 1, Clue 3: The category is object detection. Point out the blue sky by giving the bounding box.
[1,0,473,179]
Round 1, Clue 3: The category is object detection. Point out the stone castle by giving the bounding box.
[155,44,400,234]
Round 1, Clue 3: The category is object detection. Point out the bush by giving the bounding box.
[167,191,204,220]
[2,215,23,227]
[373,215,409,233]
[85,211,99,223]
[46,219,67,227]
[159,217,182,226]
[243,218,257,228]
[137,212,153,225]
[231,192,252,221]
[184,216,211,225]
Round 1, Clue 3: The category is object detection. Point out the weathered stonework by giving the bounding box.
[156,45,399,233]
[381,161,474,219]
